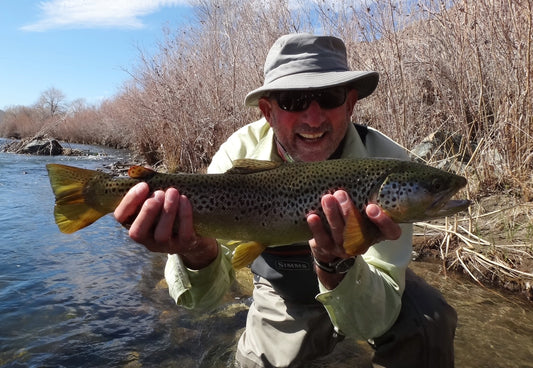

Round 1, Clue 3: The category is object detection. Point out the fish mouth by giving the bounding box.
[434,199,471,216]
[426,189,471,218]
[423,173,470,218]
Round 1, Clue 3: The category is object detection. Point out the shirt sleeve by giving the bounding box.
[164,119,272,311]
[316,223,413,339]
[165,244,235,311]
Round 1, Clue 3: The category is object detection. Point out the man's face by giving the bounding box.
[259,88,358,162]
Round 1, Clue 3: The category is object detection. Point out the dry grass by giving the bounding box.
[413,194,533,300]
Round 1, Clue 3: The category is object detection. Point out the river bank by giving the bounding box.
[411,194,533,301]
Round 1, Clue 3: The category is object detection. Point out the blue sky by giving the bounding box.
[0,0,194,110]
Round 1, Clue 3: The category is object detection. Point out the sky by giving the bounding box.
[0,0,194,110]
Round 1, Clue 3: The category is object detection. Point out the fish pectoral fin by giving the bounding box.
[128,166,156,179]
[342,208,373,256]
[226,159,282,174]
[231,241,267,269]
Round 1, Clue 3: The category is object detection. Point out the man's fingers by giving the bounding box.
[366,203,401,241]
[307,213,328,246]
[176,195,199,252]
[114,182,150,224]
[128,190,165,243]
[308,192,354,261]
[321,193,345,247]
[153,188,180,244]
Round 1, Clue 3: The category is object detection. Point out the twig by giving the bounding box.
[414,221,490,248]
[460,247,533,279]
[455,248,483,286]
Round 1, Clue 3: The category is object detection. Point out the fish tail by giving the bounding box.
[231,241,267,269]
[46,164,111,234]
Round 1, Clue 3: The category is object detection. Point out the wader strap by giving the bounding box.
[354,123,368,146]
[262,244,311,256]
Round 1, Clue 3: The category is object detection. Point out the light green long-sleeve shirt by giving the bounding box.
[165,118,413,339]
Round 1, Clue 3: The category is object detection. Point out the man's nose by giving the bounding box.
[301,100,325,126]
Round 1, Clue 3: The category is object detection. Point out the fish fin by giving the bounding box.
[46,164,111,233]
[225,240,242,248]
[128,165,156,179]
[226,159,281,174]
[54,203,107,234]
[231,241,267,269]
[342,208,372,256]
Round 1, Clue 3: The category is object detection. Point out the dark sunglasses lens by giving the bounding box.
[274,87,347,112]
[317,87,347,109]
[276,92,308,111]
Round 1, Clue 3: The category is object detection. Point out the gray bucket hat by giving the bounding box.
[244,33,379,106]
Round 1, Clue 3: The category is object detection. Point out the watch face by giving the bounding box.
[336,257,356,273]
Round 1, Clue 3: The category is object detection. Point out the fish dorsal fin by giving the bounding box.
[128,166,157,179]
[226,159,282,174]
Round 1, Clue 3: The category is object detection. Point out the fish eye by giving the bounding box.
[431,178,443,191]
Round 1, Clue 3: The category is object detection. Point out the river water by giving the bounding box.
[0,139,532,368]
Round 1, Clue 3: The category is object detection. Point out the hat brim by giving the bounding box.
[244,71,379,106]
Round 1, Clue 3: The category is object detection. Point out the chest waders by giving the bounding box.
[250,124,369,304]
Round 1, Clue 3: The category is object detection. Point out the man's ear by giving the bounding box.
[258,97,273,122]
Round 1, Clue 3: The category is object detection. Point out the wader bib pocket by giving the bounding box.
[251,244,319,304]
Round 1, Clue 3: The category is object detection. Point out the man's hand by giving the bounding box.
[113,183,218,269]
[307,190,401,289]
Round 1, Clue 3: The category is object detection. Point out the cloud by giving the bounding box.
[21,0,188,32]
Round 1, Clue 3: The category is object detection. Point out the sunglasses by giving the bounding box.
[270,86,348,112]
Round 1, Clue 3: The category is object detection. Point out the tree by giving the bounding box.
[36,87,66,118]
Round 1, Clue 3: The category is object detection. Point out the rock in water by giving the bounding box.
[21,138,63,155]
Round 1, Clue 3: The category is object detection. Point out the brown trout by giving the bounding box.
[46,158,470,268]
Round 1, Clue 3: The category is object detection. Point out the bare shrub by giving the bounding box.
[414,0,533,196]
[0,106,41,138]
[315,0,532,197]
[117,0,531,185]
[117,0,318,172]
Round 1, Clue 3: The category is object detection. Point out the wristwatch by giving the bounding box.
[313,256,357,274]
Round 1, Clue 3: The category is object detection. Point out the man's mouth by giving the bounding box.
[298,132,326,141]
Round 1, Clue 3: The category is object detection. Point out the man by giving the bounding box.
[114,34,457,367]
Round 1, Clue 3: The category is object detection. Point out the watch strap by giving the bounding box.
[313,256,356,274]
